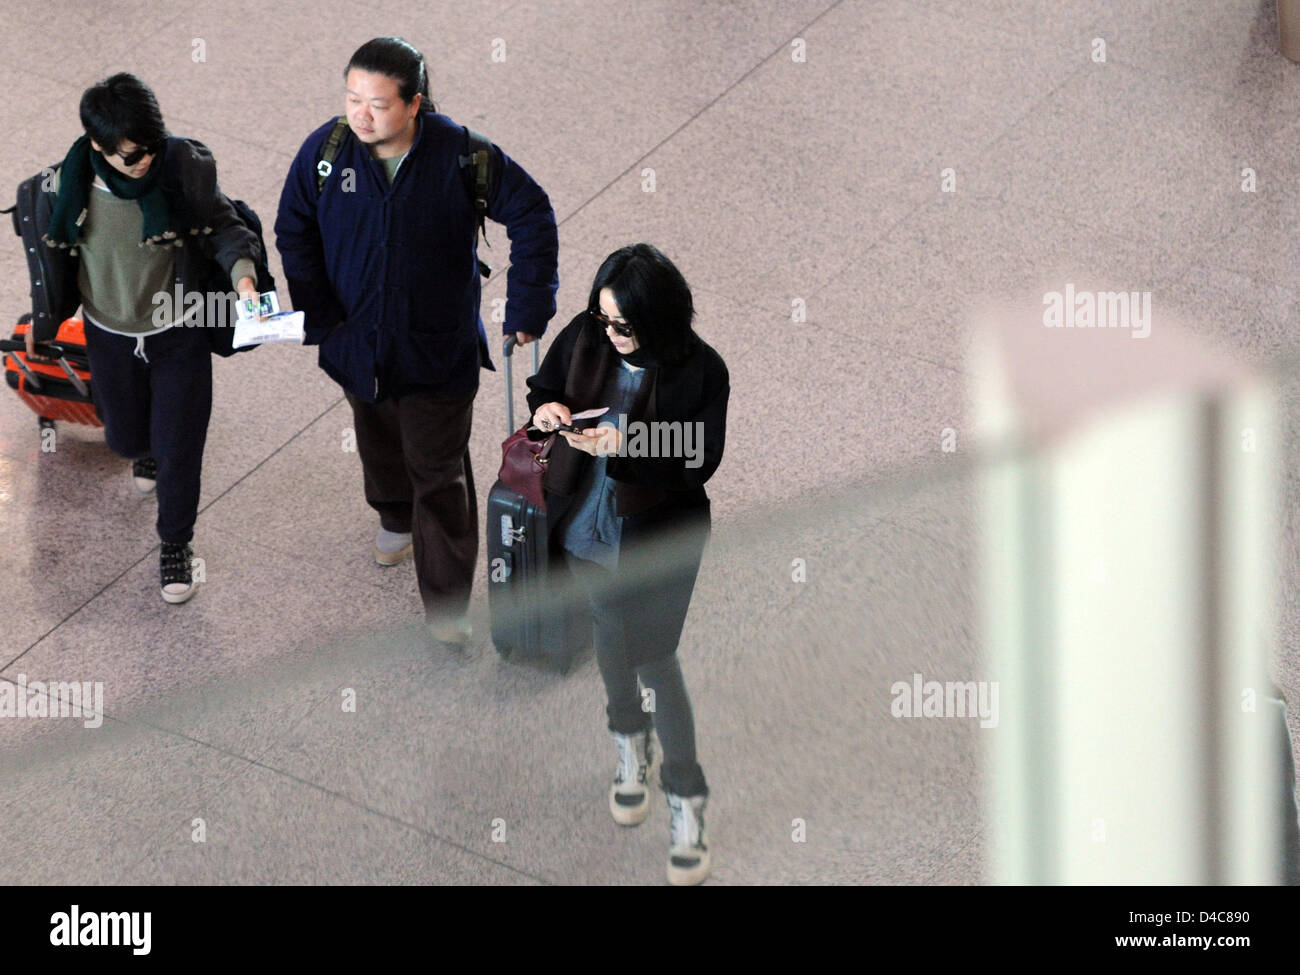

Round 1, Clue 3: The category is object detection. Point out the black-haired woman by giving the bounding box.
[527,243,729,885]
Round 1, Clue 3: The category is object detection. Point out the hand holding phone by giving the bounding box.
[532,406,609,434]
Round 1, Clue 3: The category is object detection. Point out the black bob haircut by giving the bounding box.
[587,243,697,365]
[79,73,167,155]
[345,37,434,111]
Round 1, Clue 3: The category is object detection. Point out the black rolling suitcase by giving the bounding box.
[487,336,590,670]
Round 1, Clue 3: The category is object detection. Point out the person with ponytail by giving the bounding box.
[276,37,559,645]
[527,244,729,885]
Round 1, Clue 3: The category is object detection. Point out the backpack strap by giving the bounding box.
[459,126,496,278]
[316,117,351,194]
[314,117,496,280]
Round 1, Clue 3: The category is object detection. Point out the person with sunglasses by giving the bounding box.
[527,243,729,885]
[29,73,261,603]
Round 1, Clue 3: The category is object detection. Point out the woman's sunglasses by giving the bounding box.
[590,308,635,337]
[114,143,161,167]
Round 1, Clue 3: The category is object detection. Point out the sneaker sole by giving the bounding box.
[133,479,157,495]
[667,851,711,886]
[374,544,412,566]
[610,788,651,826]
[161,583,197,605]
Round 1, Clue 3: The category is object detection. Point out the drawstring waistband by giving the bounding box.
[133,335,148,363]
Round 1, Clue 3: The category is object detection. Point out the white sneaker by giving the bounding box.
[373,528,413,566]
[609,728,657,826]
[666,792,711,885]
[132,457,157,494]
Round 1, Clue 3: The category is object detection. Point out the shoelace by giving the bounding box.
[161,545,192,583]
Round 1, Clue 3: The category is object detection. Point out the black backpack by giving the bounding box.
[315,117,497,279]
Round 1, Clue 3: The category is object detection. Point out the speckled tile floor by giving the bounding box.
[0,0,1297,885]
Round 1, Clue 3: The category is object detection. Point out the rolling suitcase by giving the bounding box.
[1,314,100,431]
[487,335,589,670]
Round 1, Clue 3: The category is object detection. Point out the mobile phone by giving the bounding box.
[532,406,610,435]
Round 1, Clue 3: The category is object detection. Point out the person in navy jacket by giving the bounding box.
[276,37,559,642]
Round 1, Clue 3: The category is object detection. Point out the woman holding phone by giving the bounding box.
[527,243,729,886]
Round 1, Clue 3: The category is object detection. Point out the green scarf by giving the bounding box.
[43,135,192,252]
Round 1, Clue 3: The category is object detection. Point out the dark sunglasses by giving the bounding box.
[114,142,161,167]
[590,308,635,337]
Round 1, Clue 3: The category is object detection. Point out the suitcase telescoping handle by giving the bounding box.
[0,339,90,397]
[502,334,541,436]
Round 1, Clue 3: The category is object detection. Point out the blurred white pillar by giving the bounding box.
[974,294,1282,884]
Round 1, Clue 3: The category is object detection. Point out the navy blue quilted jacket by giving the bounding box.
[274,112,559,402]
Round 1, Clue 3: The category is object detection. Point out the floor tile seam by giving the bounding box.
[157,112,299,166]
[953,53,1094,164]
[797,180,958,308]
[875,511,972,564]
[194,521,420,598]
[905,0,1084,61]
[1,553,162,674]
[709,454,982,567]
[553,0,851,232]
[923,826,984,884]
[194,394,345,519]
[791,306,971,377]
[1,397,345,670]
[114,730,557,885]
[116,694,342,877]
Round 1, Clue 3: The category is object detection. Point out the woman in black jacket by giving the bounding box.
[526,243,728,886]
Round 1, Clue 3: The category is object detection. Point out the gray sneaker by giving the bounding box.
[373,528,413,566]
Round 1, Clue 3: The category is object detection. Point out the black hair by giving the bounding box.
[79,73,167,155]
[587,243,696,364]
[345,37,433,110]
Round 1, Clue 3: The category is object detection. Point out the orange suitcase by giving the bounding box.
[1,314,100,429]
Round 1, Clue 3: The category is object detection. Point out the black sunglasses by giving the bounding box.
[114,142,161,167]
[590,308,635,337]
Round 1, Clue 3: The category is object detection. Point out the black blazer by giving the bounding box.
[524,310,729,535]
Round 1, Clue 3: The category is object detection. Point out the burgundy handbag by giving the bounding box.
[497,426,555,509]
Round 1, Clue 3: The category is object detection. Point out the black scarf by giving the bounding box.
[43,135,195,252]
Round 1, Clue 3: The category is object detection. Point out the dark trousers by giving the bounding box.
[84,323,212,544]
[565,549,708,798]
[344,388,478,622]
